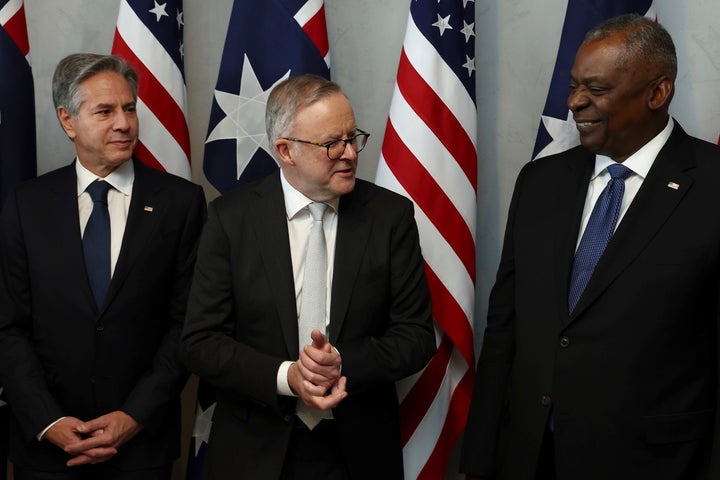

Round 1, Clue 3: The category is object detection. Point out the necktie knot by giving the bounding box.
[307,202,327,222]
[86,180,112,204]
[607,163,633,181]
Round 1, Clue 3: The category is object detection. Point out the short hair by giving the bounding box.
[265,74,344,148]
[52,54,138,116]
[584,14,677,80]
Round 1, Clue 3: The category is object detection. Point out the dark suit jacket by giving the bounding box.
[460,123,720,480]
[182,173,435,480]
[0,159,206,471]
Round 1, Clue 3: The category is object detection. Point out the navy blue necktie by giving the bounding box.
[568,163,633,313]
[84,180,112,308]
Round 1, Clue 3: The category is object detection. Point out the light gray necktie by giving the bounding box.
[296,202,329,429]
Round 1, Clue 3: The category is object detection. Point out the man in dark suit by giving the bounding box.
[460,14,720,480]
[0,53,206,479]
[182,74,436,480]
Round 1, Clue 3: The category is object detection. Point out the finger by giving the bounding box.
[310,329,328,348]
[74,418,108,435]
[65,434,113,454]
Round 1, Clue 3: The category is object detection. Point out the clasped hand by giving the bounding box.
[45,410,143,466]
[288,329,347,410]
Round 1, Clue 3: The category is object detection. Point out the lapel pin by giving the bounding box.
[667,181,680,190]
[144,206,154,212]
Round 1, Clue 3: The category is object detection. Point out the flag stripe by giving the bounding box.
[112,32,191,162]
[112,0,191,179]
[382,120,476,281]
[396,49,476,189]
[416,368,474,479]
[400,333,453,444]
[375,0,476,476]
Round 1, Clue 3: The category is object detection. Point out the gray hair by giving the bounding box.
[584,14,677,80]
[52,53,138,116]
[265,74,343,148]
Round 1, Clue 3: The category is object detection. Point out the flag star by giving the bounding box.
[179,41,184,60]
[149,1,168,22]
[534,110,580,159]
[462,55,475,77]
[191,401,216,456]
[463,0,475,7]
[460,20,475,43]
[432,14,453,37]
[176,9,184,29]
[206,54,290,180]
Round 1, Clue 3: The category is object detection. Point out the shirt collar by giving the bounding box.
[592,117,674,180]
[76,158,135,197]
[280,170,339,219]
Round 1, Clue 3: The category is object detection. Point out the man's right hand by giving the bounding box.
[44,417,89,451]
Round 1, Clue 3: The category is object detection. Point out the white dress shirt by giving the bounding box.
[76,159,134,275]
[575,117,674,248]
[276,171,339,397]
[39,159,135,440]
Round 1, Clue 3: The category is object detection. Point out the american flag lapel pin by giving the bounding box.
[144,205,154,212]
[667,181,680,190]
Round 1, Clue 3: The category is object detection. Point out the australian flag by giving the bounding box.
[532,0,656,160]
[0,0,36,210]
[202,0,330,194]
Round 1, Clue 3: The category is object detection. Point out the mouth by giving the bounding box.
[574,120,600,129]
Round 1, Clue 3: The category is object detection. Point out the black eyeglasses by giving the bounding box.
[282,129,370,160]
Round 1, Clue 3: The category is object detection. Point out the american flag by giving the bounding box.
[187,1,329,477]
[202,0,330,195]
[532,0,657,160]
[0,0,36,210]
[111,0,191,179]
[374,0,476,478]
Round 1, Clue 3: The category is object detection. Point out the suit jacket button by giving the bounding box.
[283,414,293,423]
[96,323,105,332]
[541,395,552,407]
[559,336,570,348]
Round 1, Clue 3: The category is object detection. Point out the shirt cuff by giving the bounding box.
[38,417,65,441]
[277,361,296,397]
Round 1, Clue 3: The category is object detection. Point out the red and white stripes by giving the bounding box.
[112,0,191,179]
[375,8,476,480]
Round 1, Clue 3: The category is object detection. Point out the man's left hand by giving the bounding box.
[64,411,143,466]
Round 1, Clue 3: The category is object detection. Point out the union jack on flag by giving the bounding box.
[375,0,477,478]
[0,0,36,209]
[202,0,330,195]
[532,0,657,160]
[112,0,192,179]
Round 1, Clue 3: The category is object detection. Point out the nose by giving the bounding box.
[113,111,132,131]
[339,140,358,161]
[567,86,589,112]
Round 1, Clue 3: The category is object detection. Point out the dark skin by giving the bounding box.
[465,29,675,480]
[568,31,674,163]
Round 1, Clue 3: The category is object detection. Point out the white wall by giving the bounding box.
[21,0,720,476]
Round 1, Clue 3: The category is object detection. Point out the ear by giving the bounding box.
[647,76,674,111]
[275,138,296,166]
[57,107,76,140]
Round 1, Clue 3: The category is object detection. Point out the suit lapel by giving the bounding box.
[570,124,694,320]
[49,164,98,311]
[103,161,163,312]
[252,174,300,356]
[329,183,372,343]
[552,150,596,326]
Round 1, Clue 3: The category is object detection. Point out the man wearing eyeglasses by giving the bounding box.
[182,74,436,480]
